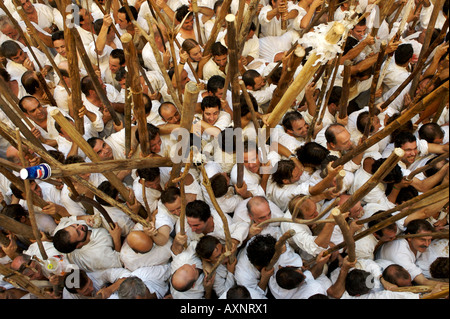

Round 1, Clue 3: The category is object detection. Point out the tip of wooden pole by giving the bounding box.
[225,14,235,23]
[331,208,341,216]
[49,108,60,117]
[338,170,346,177]
[394,148,405,157]
[185,81,200,93]
[121,33,133,43]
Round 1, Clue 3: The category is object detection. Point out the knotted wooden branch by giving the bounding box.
[15,129,48,261]
[332,81,449,168]
[331,208,355,262]
[338,148,404,214]
[122,33,150,157]
[406,152,449,181]
[200,163,235,263]
[266,229,296,271]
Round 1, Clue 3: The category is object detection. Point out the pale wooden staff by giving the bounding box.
[9,120,153,227]
[331,80,449,169]
[377,21,448,112]
[239,80,268,163]
[175,149,193,237]
[316,55,341,126]
[135,17,183,110]
[146,0,168,52]
[324,185,449,257]
[124,65,132,157]
[235,0,246,34]
[205,250,232,282]
[362,41,387,140]
[334,169,346,193]
[237,0,261,53]
[200,163,236,263]
[0,94,47,152]
[0,3,57,107]
[0,210,35,242]
[266,46,305,114]
[421,287,449,299]
[260,21,346,147]
[15,129,48,261]
[202,0,233,56]
[338,148,404,214]
[191,0,203,46]
[338,60,353,121]
[122,33,150,157]
[280,0,287,30]
[167,81,200,186]
[331,208,355,262]
[61,0,84,135]
[50,109,139,208]
[376,0,415,92]
[305,61,335,142]
[357,182,449,226]
[14,4,71,96]
[266,229,296,270]
[406,152,449,181]
[409,0,446,96]
[70,23,122,126]
[49,157,173,177]
[395,231,449,240]
[0,263,54,299]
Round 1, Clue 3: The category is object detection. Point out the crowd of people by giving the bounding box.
[0,0,449,300]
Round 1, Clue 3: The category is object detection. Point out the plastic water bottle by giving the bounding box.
[44,255,69,276]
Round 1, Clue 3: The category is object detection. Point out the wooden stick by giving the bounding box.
[122,33,150,157]
[50,109,133,203]
[266,46,305,113]
[49,157,173,177]
[363,41,387,139]
[409,0,446,96]
[0,263,54,299]
[167,81,200,186]
[331,208,355,262]
[205,250,232,282]
[332,81,449,168]
[0,212,35,242]
[15,129,48,261]
[334,170,346,193]
[201,163,235,263]
[237,0,260,54]
[395,231,449,240]
[203,0,233,56]
[136,16,183,109]
[421,287,449,299]
[338,148,404,214]
[406,152,449,181]
[70,24,122,126]
[15,5,70,95]
[191,0,203,46]
[178,150,193,236]
[357,182,449,225]
[63,0,85,135]
[266,229,296,270]
[324,185,449,256]
[338,60,353,120]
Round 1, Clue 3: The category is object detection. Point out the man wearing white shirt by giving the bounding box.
[381,43,413,94]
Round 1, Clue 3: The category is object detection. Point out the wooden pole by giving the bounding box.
[136,16,183,110]
[331,208,355,262]
[0,211,35,241]
[226,14,244,188]
[200,163,236,263]
[332,81,449,168]
[202,0,233,56]
[0,264,54,299]
[338,60,353,120]
[205,250,232,282]
[121,33,150,157]
[50,109,134,204]
[191,0,203,46]
[338,148,404,214]
[49,157,173,177]
[406,152,449,181]
[362,41,387,140]
[266,46,305,113]
[409,0,446,96]
[266,229,296,270]
[167,81,200,186]
[62,0,84,135]
[15,129,48,261]
[70,24,122,126]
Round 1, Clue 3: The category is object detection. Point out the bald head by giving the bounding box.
[171,264,198,292]
[126,231,154,253]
